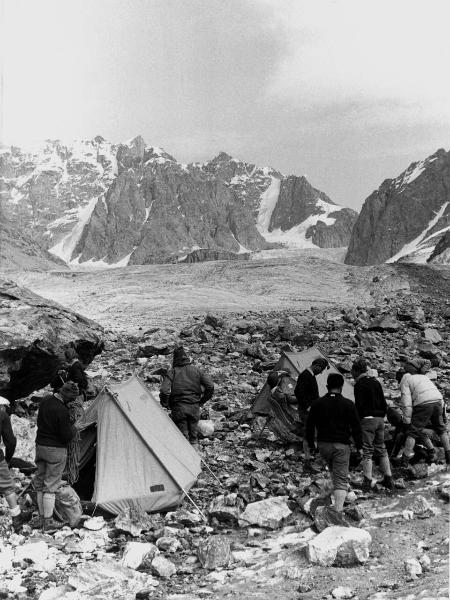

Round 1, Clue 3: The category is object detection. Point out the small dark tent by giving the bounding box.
[75,375,201,514]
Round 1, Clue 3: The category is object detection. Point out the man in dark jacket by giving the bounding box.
[160,347,214,448]
[0,396,32,532]
[33,381,77,532]
[306,373,363,512]
[295,357,329,416]
[352,358,393,491]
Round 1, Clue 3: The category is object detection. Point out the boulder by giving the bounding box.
[209,495,243,525]
[417,341,440,360]
[197,536,231,570]
[314,506,350,532]
[155,536,182,553]
[115,507,155,537]
[150,555,177,578]
[367,315,401,332]
[121,542,158,569]
[404,558,422,579]
[239,496,292,529]
[0,279,104,402]
[14,541,49,567]
[197,419,215,438]
[307,526,372,566]
[423,328,443,344]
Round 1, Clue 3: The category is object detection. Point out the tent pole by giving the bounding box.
[200,458,225,490]
[181,488,207,522]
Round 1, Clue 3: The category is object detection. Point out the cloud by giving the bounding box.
[262,0,450,125]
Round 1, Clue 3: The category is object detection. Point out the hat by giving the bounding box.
[352,358,368,374]
[312,357,329,370]
[173,346,189,364]
[59,381,79,399]
[0,396,10,406]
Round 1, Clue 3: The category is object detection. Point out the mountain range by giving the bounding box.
[0,136,357,266]
[0,138,449,268]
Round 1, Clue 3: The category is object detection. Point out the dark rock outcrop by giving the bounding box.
[0,279,104,401]
[345,149,450,265]
[427,230,450,264]
[180,249,251,263]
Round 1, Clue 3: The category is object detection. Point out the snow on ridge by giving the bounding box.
[387,201,449,263]
[256,177,281,234]
[49,195,100,263]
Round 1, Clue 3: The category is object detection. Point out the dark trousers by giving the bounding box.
[408,402,447,439]
[171,403,200,443]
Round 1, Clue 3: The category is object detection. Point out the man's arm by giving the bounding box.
[0,408,17,463]
[353,381,364,420]
[349,404,363,450]
[159,371,173,408]
[200,371,214,403]
[400,377,413,423]
[305,403,317,450]
[57,409,76,445]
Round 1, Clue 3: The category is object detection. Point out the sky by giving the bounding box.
[1,0,450,210]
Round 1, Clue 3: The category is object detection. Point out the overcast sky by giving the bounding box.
[1,0,450,210]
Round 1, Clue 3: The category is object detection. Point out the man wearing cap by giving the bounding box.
[0,396,32,532]
[352,358,393,491]
[306,373,363,512]
[397,360,450,467]
[160,347,214,449]
[33,382,78,532]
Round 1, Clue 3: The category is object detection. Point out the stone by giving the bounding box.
[367,315,401,332]
[437,482,450,502]
[239,496,292,529]
[404,558,422,579]
[406,463,428,480]
[38,586,74,600]
[0,545,13,574]
[83,516,106,530]
[314,506,350,532]
[197,536,232,570]
[307,526,372,567]
[209,495,242,525]
[14,541,49,566]
[417,341,440,360]
[115,506,154,537]
[121,542,158,569]
[423,328,443,344]
[410,495,436,517]
[197,419,215,437]
[156,536,182,553]
[332,587,355,599]
[151,555,177,578]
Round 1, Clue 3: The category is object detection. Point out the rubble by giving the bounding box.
[197,536,231,569]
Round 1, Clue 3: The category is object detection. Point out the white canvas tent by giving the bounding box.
[77,375,201,515]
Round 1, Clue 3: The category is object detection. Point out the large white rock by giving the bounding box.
[307,526,372,567]
[197,419,215,437]
[121,541,158,569]
[0,545,14,573]
[239,496,292,529]
[151,554,177,578]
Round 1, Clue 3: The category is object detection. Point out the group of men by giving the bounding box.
[282,355,450,513]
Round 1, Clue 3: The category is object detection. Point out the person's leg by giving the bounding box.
[361,419,375,490]
[34,445,46,526]
[0,459,32,532]
[403,404,433,461]
[330,443,350,512]
[372,418,393,488]
[186,405,200,446]
[428,402,450,464]
[41,446,67,532]
[171,406,189,440]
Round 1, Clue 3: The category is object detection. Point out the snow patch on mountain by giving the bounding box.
[256,177,281,233]
[387,201,449,263]
[49,196,100,263]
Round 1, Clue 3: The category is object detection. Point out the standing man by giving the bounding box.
[352,358,393,491]
[306,373,363,513]
[0,396,32,532]
[160,347,214,449]
[398,359,450,467]
[65,348,88,400]
[295,357,328,454]
[34,382,78,532]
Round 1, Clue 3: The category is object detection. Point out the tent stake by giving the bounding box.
[181,488,208,522]
[200,458,225,490]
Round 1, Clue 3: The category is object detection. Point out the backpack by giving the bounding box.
[54,482,83,527]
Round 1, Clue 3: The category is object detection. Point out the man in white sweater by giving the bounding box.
[398,359,450,467]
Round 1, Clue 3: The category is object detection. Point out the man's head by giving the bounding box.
[395,368,406,384]
[326,373,344,393]
[59,381,79,401]
[311,357,329,375]
[351,357,368,379]
[403,358,426,375]
[173,346,189,366]
[64,347,78,363]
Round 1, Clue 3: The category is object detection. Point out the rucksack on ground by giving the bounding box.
[54,481,83,527]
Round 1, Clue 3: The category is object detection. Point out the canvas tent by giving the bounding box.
[75,375,201,515]
[251,347,354,418]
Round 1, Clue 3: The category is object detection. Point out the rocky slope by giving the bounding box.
[345,148,450,266]
[0,278,104,401]
[428,230,450,264]
[1,137,357,266]
[0,217,67,272]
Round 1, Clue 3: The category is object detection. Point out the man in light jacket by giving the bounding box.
[398,359,450,467]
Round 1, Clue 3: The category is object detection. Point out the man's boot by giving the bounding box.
[381,475,394,490]
[426,448,437,465]
[11,510,33,533]
[445,450,450,467]
[42,517,65,534]
[362,476,373,492]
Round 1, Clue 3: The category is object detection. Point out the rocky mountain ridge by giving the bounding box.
[0,136,357,266]
[345,148,450,266]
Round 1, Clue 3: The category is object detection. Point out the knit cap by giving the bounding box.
[173,346,189,364]
[59,381,79,399]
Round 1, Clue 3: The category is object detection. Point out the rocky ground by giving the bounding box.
[1,257,450,600]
